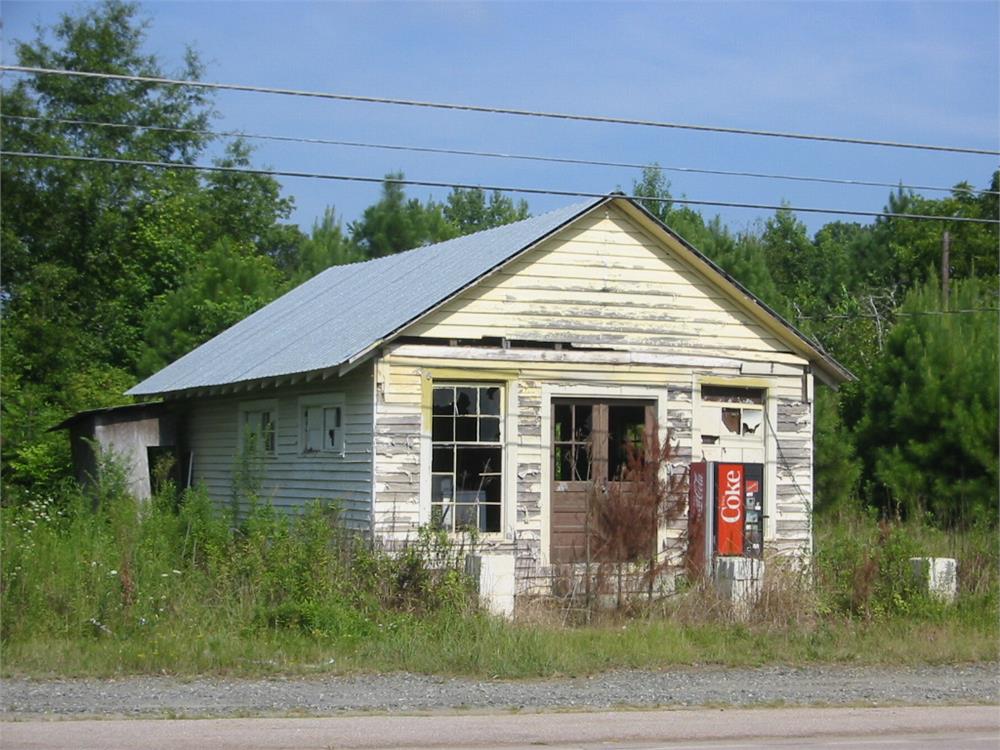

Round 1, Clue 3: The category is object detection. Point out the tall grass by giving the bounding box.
[813,507,998,620]
[2,466,996,678]
[1,461,476,676]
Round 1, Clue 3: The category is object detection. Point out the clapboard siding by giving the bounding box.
[406,206,793,359]
[770,397,814,555]
[372,359,422,538]
[374,343,815,588]
[180,365,373,529]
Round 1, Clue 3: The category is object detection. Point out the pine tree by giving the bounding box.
[853,276,999,525]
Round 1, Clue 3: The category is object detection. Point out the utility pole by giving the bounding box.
[941,229,951,310]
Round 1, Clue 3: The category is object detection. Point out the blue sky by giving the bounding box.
[4,1,998,236]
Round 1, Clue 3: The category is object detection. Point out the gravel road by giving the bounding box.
[3,664,997,718]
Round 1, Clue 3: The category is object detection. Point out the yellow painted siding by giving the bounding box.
[373,346,814,587]
[372,204,819,586]
[406,206,799,362]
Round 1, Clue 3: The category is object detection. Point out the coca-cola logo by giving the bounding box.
[719,468,742,524]
[692,470,705,513]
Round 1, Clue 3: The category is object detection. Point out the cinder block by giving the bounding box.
[713,556,765,619]
[909,557,958,603]
[468,553,516,618]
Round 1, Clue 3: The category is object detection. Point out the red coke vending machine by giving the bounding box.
[686,461,763,576]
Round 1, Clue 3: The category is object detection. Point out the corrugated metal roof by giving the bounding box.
[128,199,600,396]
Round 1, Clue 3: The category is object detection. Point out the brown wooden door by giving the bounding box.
[550,399,655,564]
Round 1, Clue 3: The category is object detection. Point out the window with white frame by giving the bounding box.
[698,385,765,445]
[240,401,277,455]
[300,394,345,455]
[430,384,503,533]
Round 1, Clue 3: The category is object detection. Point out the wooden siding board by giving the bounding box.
[183,367,374,530]
[374,351,814,571]
[404,205,802,363]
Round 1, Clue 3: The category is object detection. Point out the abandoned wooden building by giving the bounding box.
[115,194,851,609]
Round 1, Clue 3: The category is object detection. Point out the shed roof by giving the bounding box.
[129,195,851,397]
[50,401,170,431]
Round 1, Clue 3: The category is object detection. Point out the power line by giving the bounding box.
[3,150,997,226]
[5,113,997,198]
[2,144,994,317]
[3,65,998,157]
[798,308,998,320]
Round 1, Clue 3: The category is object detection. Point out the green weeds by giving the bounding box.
[1,468,476,676]
[1,474,996,678]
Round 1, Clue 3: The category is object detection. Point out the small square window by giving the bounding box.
[300,395,346,455]
[240,401,277,456]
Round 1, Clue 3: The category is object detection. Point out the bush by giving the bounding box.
[813,510,997,620]
[3,469,996,678]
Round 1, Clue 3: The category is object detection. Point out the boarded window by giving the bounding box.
[701,385,765,405]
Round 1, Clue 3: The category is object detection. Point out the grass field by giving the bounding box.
[2,476,997,679]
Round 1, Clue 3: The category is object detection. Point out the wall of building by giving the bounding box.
[178,364,374,529]
[371,204,816,591]
[374,347,813,591]
[71,411,175,501]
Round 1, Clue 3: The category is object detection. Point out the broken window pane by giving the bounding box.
[456,387,477,415]
[433,387,455,415]
[573,446,590,481]
[480,387,501,416]
[482,504,501,532]
[455,447,501,490]
[479,417,501,443]
[479,473,501,502]
[324,407,341,450]
[432,384,504,533]
[554,404,572,442]
[574,405,593,441]
[742,410,763,435]
[721,407,741,434]
[609,405,646,479]
[554,444,572,481]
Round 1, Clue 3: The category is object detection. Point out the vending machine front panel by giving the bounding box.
[715,462,745,556]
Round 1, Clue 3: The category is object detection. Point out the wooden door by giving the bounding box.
[550,400,655,564]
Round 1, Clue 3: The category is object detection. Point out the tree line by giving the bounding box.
[2,1,996,527]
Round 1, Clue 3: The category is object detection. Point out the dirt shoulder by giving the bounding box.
[2,663,997,719]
